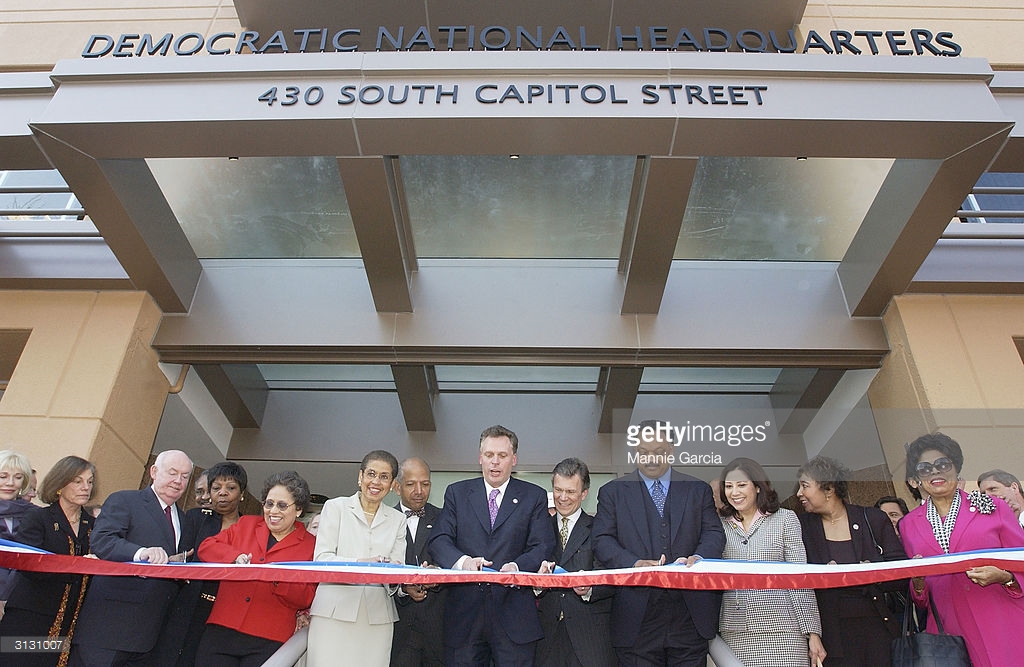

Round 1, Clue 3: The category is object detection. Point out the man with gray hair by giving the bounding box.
[71,449,196,667]
[977,469,1024,529]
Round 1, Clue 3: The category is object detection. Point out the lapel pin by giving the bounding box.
[54,522,60,531]
[425,524,432,529]
[852,524,860,530]
[969,506,976,512]
[512,498,518,504]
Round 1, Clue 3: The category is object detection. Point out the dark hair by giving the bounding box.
[874,495,910,516]
[480,425,518,454]
[906,433,964,479]
[205,461,248,491]
[977,469,1022,491]
[797,456,851,502]
[262,471,311,513]
[636,419,675,444]
[40,456,96,505]
[718,458,780,518]
[361,450,399,478]
[552,457,591,491]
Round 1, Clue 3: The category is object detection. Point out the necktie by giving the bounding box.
[651,480,666,517]
[405,508,426,518]
[488,488,500,527]
[560,515,570,548]
[164,505,176,545]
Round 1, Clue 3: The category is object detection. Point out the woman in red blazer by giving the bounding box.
[196,471,317,667]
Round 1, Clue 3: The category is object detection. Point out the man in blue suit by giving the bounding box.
[592,421,726,666]
[429,425,556,666]
[70,449,195,667]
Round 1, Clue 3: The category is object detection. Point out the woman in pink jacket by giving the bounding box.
[900,433,1024,667]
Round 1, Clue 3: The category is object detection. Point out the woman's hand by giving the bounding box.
[808,632,827,666]
[235,553,252,565]
[911,554,925,593]
[966,565,1012,587]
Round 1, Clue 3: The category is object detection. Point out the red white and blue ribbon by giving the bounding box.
[2,539,1021,590]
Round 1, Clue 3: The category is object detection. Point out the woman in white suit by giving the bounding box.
[307,450,406,666]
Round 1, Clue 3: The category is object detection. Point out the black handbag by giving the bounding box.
[891,592,972,666]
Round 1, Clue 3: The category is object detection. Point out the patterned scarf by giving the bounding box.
[926,490,995,553]
[926,490,961,554]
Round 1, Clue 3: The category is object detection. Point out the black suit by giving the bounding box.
[149,507,223,667]
[391,502,447,667]
[592,470,725,666]
[799,504,905,665]
[70,487,195,667]
[429,477,556,666]
[0,502,93,666]
[534,511,616,667]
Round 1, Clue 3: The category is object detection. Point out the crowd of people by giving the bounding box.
[1,425,1023,667]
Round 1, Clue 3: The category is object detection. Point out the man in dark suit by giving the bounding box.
[429,425,556,666]
[70,449,195,667]
[391,456,447,667]
[534,457,616,667]
[592,421,726,666]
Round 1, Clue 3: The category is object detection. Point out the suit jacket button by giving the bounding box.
[245,596,251,602]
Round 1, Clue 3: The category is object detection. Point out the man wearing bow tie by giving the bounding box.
[392,457,447,666]
[429,425,556,666]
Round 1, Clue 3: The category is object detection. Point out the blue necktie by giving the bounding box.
[651,480,666,517]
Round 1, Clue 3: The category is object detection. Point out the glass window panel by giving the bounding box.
[435,365,601,391]
[640,367,781,393]
[402,155,634,258]
[675,157,893,261]
[967,172,1024,224]
[0,170,80,220]
[0,169,69,188]
[257,364,395,390]
[148,157,360,259]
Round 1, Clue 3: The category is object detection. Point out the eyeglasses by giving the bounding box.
[263,500,295,512]
[362,469,393,483]
[915,457,955,477]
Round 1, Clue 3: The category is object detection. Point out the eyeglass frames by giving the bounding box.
[263,500,296,512]
[914,457,955,477]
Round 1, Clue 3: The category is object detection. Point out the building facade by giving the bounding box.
[1,1,1023,504]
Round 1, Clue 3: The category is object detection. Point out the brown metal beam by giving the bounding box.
[337,156,413,312]
[620,157,698,314]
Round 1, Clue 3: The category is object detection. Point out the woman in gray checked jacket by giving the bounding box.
[716,457,826,667]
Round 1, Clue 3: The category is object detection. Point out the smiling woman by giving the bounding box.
[716,457,825,667]
[900,433,1024,667]
[308,450,407,667]
[796,455,905,667]
[195,471,316,666]
[0,456,95,667]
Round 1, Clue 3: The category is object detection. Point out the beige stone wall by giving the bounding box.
[804,1,1024,67]
[0,290,171,500]
[1,2,1022,71]
[868,294,1024,505]
[0,0,240,71]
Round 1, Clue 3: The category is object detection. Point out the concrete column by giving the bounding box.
[0,290,169,500]
[868,294,1024,505]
